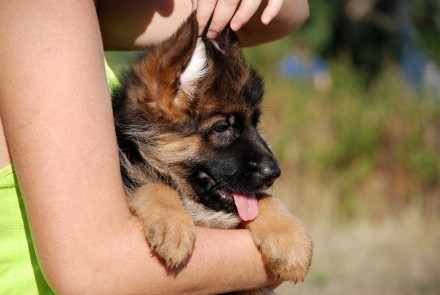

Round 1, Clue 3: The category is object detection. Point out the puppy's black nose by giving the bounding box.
[249,156,281,187]
[260,164,281,183]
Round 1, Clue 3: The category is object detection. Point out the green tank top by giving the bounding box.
[0,165,53,294]
[0,60,120,294]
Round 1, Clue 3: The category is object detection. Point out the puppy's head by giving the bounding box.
[115,13,280,222]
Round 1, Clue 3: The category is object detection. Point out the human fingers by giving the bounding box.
[261,0,284,25]
[230,0,262,31]
[196,0,218,36]
[205,0,241,39]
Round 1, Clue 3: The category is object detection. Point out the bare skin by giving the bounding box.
[97,0,309,49]
[0,0,309,293]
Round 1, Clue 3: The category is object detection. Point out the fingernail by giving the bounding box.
[230,21,242,31]
[207,30,218,39]
[262,15,272,25]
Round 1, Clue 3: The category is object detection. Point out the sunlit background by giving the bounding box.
[106,0,440,293]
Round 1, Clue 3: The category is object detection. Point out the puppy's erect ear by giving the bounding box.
[128,12,208,122]
[202,23,243,61]
[159,12,208,87]
[178,38,209,100]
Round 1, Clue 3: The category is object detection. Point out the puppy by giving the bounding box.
[112,12,312,294]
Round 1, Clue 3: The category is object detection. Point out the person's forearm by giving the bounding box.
[238,0,310,47]
[66,223,276,294]
[97,0,194,50]
[97,0,309,49]
[38,217,275,294]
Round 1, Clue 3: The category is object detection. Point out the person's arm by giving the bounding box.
[0,1,276,294]
[97,0,309,49]
[230,0,310,46]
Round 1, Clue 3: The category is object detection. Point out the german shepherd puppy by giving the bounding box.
[112,12,312,294]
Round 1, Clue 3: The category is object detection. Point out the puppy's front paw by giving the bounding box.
[144,211,196,269]
[246,196,313,283]
[257,220,312,283]
[128,183,196,269]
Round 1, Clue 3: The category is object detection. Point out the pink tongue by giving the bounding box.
[232,192,259,221]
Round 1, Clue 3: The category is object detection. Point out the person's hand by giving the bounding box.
[192,0,284,39]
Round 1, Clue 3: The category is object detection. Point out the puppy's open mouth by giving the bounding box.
[196,171,260,221]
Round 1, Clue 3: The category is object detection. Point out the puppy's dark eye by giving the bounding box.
[252,110,261,126]
[213,123,229,133]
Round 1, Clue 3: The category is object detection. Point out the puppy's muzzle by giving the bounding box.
[253,156,281,188]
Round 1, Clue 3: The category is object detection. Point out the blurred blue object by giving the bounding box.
[278,52,332,91]
[313,57,330,75]
[278,53,310,79]
[397,0,440,97]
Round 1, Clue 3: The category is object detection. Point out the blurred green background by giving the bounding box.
[106,0,440,293]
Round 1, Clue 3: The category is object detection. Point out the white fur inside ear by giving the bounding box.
[179,38,208,99]
[210,39,226,54]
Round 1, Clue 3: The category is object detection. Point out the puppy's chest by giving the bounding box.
[183,198,241,229]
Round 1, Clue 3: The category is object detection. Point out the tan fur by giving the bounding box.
[151,134,203,164]
[244,196,313,283]
[128,183,196,269]
[183,198,242,229]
